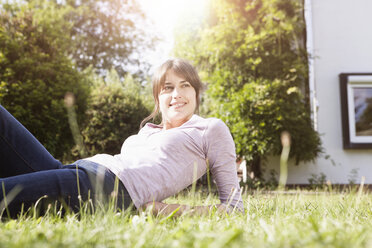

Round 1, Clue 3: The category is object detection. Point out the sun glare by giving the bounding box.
[139,0,209,70]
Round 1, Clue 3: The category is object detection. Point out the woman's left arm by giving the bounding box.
[205,119,244,212]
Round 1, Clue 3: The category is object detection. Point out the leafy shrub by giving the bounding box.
[217,78,321,165]
[81,72,150,156]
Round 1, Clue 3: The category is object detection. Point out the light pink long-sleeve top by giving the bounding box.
[84,114,244,211]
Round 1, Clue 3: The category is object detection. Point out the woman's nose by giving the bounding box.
[172,87,181,98]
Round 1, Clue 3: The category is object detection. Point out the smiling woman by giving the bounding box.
[0,58,243,218]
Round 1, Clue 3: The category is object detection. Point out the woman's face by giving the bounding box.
[158,70,197,130]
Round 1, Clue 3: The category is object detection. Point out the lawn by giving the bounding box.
[1,188,372,248]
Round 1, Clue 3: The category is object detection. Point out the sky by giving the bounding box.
[138,0,209,72]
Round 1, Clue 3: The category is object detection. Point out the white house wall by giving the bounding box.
[265,0,372,184]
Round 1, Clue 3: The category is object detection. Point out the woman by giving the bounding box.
[0,59,243,217]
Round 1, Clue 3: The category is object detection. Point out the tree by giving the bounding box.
[0,0,157,160]
[0,2,90,159]
[174,0,322,178]
[62,0,157,78]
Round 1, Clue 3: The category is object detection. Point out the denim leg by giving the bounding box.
[0,161,134,218]
[0,105,62,178]
[0,166,92,218]
[74,160,134,210]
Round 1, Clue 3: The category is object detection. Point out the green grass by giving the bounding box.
[1,188,372,248]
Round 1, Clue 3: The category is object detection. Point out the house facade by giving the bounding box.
[266,0,372,184]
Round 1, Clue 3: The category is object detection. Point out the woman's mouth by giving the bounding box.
[169,102,187,109]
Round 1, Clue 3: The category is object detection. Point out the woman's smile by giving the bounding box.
[169,101,187,109]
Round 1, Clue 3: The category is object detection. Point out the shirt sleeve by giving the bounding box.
[204,118,244,212]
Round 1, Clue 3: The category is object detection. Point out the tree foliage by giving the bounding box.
[0,0,156,160]
[174,0,322,176]
[63,0,156,78]
[0,1,90,159]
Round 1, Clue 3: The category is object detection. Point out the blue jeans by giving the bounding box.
[0,105,133,217]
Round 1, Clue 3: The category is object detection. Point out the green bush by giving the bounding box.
[81,72,150,156]
[219,78,321,164]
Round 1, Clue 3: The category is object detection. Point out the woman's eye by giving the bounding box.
[182,83,191,88]
[163,86,173,91]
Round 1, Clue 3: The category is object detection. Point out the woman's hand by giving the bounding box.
[142,202,189,216]
[142,202,228,217]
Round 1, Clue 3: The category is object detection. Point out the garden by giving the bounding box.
[0,0,370,247]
